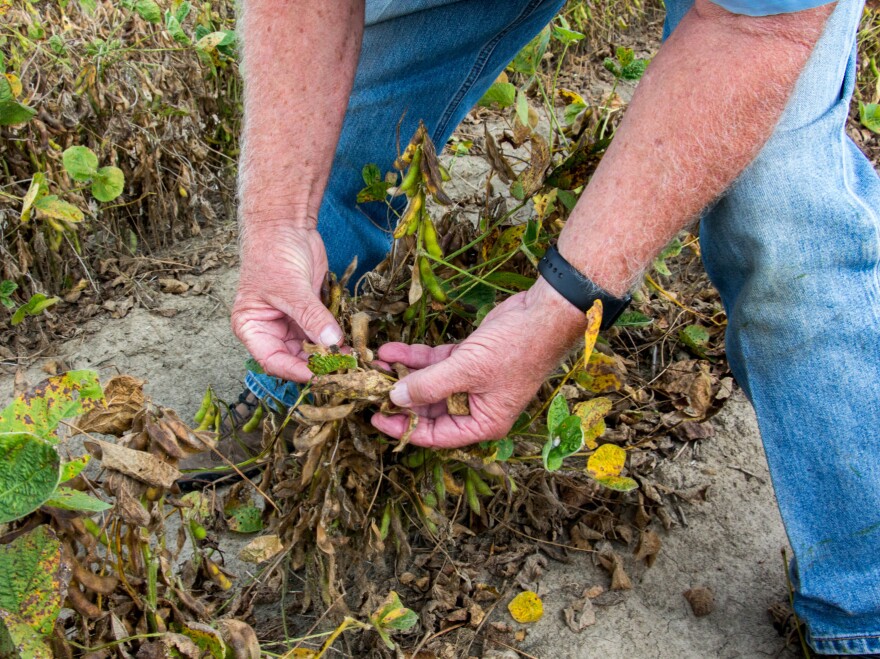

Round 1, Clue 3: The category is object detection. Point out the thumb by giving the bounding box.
[391,351,471,408]
[278,287,343,348]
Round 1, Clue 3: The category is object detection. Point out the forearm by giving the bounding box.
[238,0,364,243]
[557,0,832,298]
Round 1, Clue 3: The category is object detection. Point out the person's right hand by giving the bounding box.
[232,224,343,383]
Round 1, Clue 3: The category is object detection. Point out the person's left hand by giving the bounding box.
[371,280,586,449]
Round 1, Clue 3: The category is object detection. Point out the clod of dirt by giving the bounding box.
[683,586,715,617]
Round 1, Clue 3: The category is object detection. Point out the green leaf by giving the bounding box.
[0,526,69,637]
[226,506,263,533]
[494,438,514,462]
[552,25,585,45]
[244,357,265,376]
[194,31,229,52]
[11,295,60,326]
[602,57,622,78]
[0,434,60,524]
[621,59,648,80]
[542,415,584,471]
[78,0,97,14]
[44,486,110,512]
[0,280,17,304]
[0,100,36,126]
[91,166,124,202]
[510,412,531,434]
[48,35,67,56]
[860,102,880,134]
[59,455,90,482]
[477,82,516,108]
[134,0,162,22]
[307,353,357,376]
[509,26,550,76]
[455,282,495,310]
[0,370,104,441]
[175,1,191,22]
[556,189,579,211]
[0,610,53,658]
[164,12,191,45]
[563,101,587,126]
[614,311,652,328]
[33,197,84,223]
[371,591,418,650]
[356,163,390,203]
[482,271,534,291]
[515,89,529,127]
[546,394,568,436]
[62,146,98,181]
[679,324,710,356]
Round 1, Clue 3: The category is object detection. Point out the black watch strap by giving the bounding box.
[538,245,631,330]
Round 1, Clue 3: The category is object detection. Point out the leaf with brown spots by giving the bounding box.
[0,526,71,637]
[0,371,104,443]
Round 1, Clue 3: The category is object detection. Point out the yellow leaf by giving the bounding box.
[5,73,22,98]
[557,87,586,106]
[583,299,602,357]
[508,590,543,623]
[573,397,612,450]
[587,443,626,479]
[282,649,318,658]
[575,352,625,394]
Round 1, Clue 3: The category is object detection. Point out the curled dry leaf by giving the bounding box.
[158,277,189,294]
[563,595,596,633]
[76,375,145,435]
[239,535,284,564]
[634,529,662,567]
[84,438,181,488]
[683,586,715,617]
[215,619,261,659]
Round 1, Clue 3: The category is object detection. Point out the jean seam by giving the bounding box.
[839,130,880,318]
[432,0,546,142]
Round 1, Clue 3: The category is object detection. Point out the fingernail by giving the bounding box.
[319,325,343,347]
[390,382,412,407]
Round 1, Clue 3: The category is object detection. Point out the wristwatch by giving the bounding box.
[538,245,631,330]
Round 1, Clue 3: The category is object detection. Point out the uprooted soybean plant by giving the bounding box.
[0,3,738,656]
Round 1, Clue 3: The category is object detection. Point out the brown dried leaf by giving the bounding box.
[84,438,181,488]
[158,278,189,294]
[683,586,714,617]
[215,620,260,659]
[239,535,284,564]
[77,375,145,435]
[563,595,596,632]
[483,124,515,183]
[633,529,662,567]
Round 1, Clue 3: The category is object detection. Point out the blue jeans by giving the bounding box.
[247,0,880,653]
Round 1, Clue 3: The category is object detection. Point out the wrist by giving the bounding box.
[524,277,588,342]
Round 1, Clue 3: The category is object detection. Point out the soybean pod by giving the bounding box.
[421,215,443,259]
[418,256,447,303]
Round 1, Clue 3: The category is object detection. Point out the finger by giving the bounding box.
[389,350,472,408]
[371,412,501,449]
[377,342,456,369]
[269,288,343,349]
[244,331,315,383]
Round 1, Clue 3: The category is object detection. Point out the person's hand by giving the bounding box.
[371,280,586,448]
[232,224,343,383]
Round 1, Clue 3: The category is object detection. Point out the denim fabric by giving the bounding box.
[247,1,880,653]
[710,0,836,17]
[244,371,301,412]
